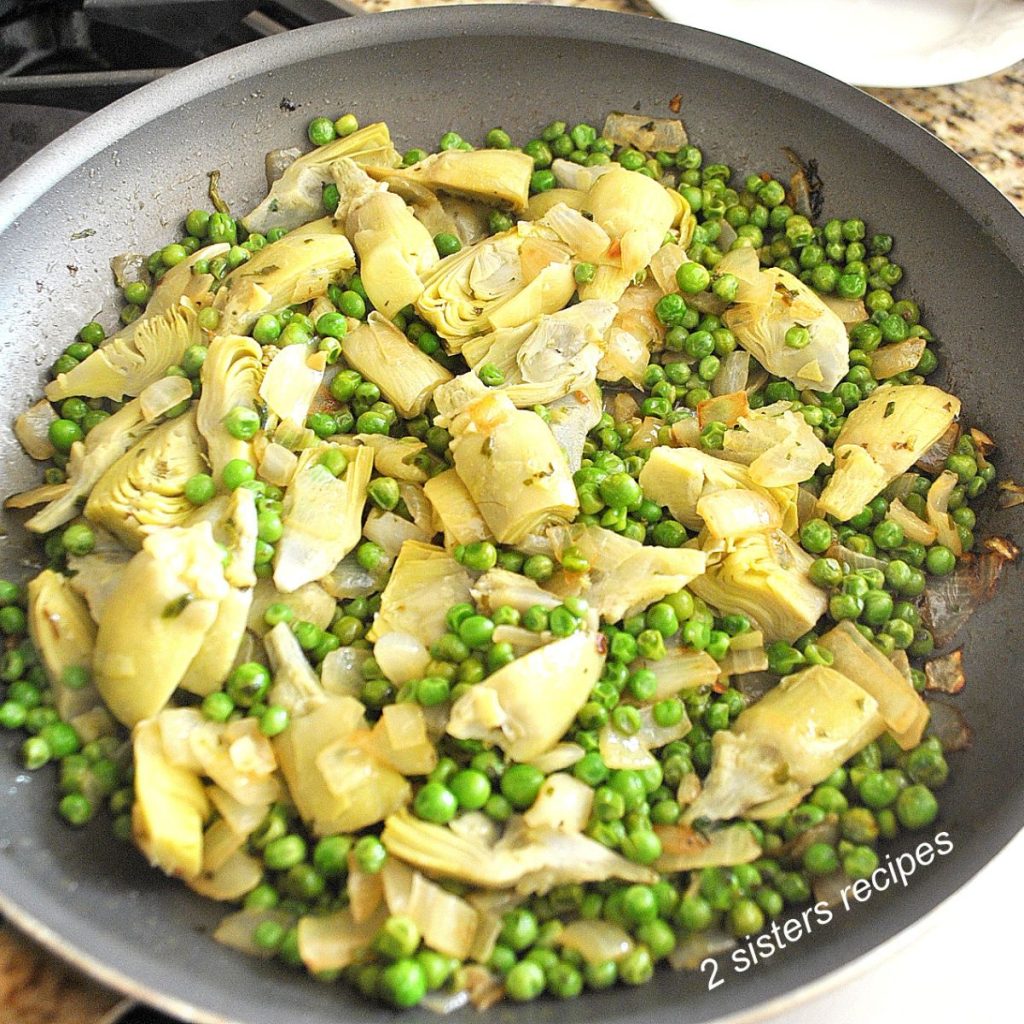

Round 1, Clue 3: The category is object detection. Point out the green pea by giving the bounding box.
[378,958,426,1008]
[501,763,545,809]
[895,784,939,829]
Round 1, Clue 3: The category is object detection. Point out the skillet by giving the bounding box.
[0,6,1022,1023]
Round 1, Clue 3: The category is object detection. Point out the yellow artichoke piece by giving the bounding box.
[197,333,263,481]
[423,468,493,550]
[449,393,578,545]
[447,629,605,760]
[85,409,205,549]
[14,398,57,459]
[817,384,961,521]
[259,343,326,425]
[721,402,833,487]
[547,525,706,623]
[345,191,439,318]
[368,541,472,648]
[416,227,574,346]
[684,665,885,823]
[690,529,826,644]
[273,444,373,593]
[94,522,230,726]
[26,570,99,722]
[214,218,355,335]
[46,304,201,403]
[132,717,210,880]
[351,434,429,483]
[586,167,677,279]
[638,446,799,535]
[265,620,326,717]
[241,122,400,235]
[368,148,534,212]
[23,398,159,535]
[67,546,132,622]
[328,156,388,223]
[340,313,452,419]
[723,267,849,392]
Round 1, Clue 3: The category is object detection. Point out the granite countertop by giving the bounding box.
[2,1,1023,1022]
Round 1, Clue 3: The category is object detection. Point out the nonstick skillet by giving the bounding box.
[0,6,1021,1023]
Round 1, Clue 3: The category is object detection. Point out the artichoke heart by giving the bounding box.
[416,227,575,347]
[46,304,201,403]
[340,313,452,419]
[345,191,439,318]
[273,444,373,593]
[242,121,400,235]
[93,522,230,726]
[447,629,605,761]
[367,148,534,213]
[132,717,210,880]
[548,525,706,622]
[723,267,849,392]
[27,569,99,722]
[684,665,885,823]
[214,218,355,336]
[23,398,160,535]
[585,167,678,280]
[449,393,579,545]
[689,529,826,644]
[818,384,961,521]
[423,468,493,550]
[638,446,799,535]
[85,409,206,549]
[368,541,473,648]
[197,333,263,481]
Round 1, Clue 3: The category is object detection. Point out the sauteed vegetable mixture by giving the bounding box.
[2,110,1006,1009]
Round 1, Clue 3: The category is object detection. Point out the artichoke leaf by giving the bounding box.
[329,156,388,223]
[723,267,849,392]
[547,525,706,623]
[368,541,472,647]
[26,569,100,722]
[265,620,325,717]
[690,529,826,644]
[818,384,961,521]
[449,393,579,545]
[22,398,163,534]
[346,191,439,317]
[684,665,885,823]
[46,304,201,403]
[197,332,263,481]
[132,718,210,880]
[214,218,355,336]
[259,343,326,425]
[721,403,833,486]
[66,545,132,622]
[447,629,605,760]
[367,148,534,212]
[547,382,603,474]
[242,122,400,234]
[85,409,206,549]
[340,313,452,419]
[422,467,492,551]
[273,444,373,593]
[93,522,230,726]
[471,568,562,616]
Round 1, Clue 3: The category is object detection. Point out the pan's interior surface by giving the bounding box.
[0,8,1022,1024]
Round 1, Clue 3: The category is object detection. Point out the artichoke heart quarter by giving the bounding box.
[46,304,201,403]
[449,393,579,545]
[85,409,205,549]
[93,522,230,726]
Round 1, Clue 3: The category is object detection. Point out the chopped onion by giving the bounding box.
[916,421,960,475]
[526,742,585,774]
[646,648,721,698]
[819,294,868,325]
[297,907,383,972]
[711,351,750,397]
[158,708,208,772]
[264,146,302,186]
[320,646,363,697]
[522,773,594,833]
[654,823,761,871]
[925,649,965,694]
[139,374,192,421]
[542,203,611,263]
[826,542,887,573]
[997,480,1024,509]
[796,485,818,525]
[668,928,736,971]
[599,704,691,769]
[258,442,298,488]
[718,645,768,676]
[886,498,937,545]
[214,908,294,958]
[813,869,852,910]
[207,785,268,839]
[363,509,430,556]
[373,631,430,685]
[649,243,687,294]
[190,725,281,806]
[14,399,58,459]
[202,818,246,874]
[926,470,963,556]
[188,848,262,902]
[347,860,385,923]
[598,327,649,387]
[669,415,700,447]
[224,717,277,776]
[925,698,972,752]
[716,246,770,303]
[259,344,326,424]
[697,391,749,428]
[320,554,377,600]
[732,671,777,702]
[869,337,926,380]
[697,488,782,539]
[558,920,634,964]
[460,964,505,1011]
[602,112,688,153]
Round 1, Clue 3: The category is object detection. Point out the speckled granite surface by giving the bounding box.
[3,2,1023,1022]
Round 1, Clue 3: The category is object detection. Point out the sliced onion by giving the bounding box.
[654,823,761,872]
[214,908,294,957]
[558,920,634,964]
[526,742,585,774]
[925,698,972,752]
[697,390,749,428]
[373,631,430,685]
[826,542,887,573]
[363,509,430,557]
[869,337,926,380]
[886,498,937,545]
[139,374,192,421]
[916,421,961,475]
[14,399,58,459]
[258,442,298,488]
[347,861,385,923]
[926,470,963,556]
[711,350,750,397]
[647,648,721,698]
[697,488,781,539]
[259,345,326,424]
[203,818,246,874]
[543,203,611,263]
[207,785,268,839]
[669,928,736,971]
[188,849,262,902]
[602,112,687,153]
[298,907,383,972]
[819,293,868,325]
[925,649,965,694]
[522,773,594,833]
